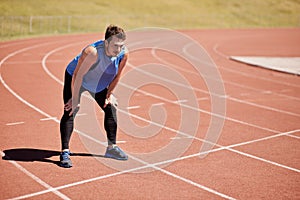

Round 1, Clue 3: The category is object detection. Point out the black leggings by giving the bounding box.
[60,70,117,150]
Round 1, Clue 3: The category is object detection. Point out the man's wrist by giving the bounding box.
[106,91,113,98]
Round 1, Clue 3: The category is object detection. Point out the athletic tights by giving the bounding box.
[60,70,117,150]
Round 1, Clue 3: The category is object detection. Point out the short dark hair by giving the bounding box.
[105,25,126,42]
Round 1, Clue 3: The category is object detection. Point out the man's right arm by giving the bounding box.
[68,46,97,116]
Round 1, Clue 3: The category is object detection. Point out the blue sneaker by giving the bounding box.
[59,151,72,168]
[104,145,128,160]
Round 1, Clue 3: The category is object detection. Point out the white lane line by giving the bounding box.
[158,167,236,200]
[41,41,85,85]
[228,95,300,117]
[76,113,87,117]
[212,44,230,59]
[197,97,209,101]
[230,148,300,173]
[286,134,300,140]
[224,129,300,173]
[151,102,165,107]
[6,121,25,126]
[288,135,300,139]
[40,117,57,121]
[127,105,140,110]
[0,41,71,200]
[173,99,188,104]
[227,129,300,149]
[171,136,192,140]
[4,60,66,65]
[4,61,45,65]
[1,151,70,200]
[170,137,182,140]
[0,40,34,48]
[261,90,272,94]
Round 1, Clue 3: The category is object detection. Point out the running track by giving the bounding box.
[1,28,300,199]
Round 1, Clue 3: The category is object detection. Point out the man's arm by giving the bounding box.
[66,46,97,116]
[104,52,128,107]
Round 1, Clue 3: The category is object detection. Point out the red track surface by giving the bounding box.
[1,28,300,200]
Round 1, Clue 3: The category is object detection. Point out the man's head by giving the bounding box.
[104,25,126,57]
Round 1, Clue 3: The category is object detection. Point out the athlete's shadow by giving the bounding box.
[2,148,104,166]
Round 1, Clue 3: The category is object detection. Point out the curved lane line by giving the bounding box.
[213,43,300,89]
[0,41,71,200]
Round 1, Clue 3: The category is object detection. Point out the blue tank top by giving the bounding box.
[66,40,126,93]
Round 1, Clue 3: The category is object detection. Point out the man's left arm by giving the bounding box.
[105,53,128,107]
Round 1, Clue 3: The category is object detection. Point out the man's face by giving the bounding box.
[105,35,125,57]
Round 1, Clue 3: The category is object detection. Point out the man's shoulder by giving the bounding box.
[92,40,104,49]
[83,45,97,57]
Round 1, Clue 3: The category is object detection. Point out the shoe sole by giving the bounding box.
[104,154,128,161]
[59,161,73,168]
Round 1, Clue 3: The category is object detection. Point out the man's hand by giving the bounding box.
[64,98,79,116]
[104,94,118,108]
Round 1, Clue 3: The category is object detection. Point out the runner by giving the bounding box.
[59,25,128,168]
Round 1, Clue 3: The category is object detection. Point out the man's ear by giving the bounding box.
[104,40,109,46]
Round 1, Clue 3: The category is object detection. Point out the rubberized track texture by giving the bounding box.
[0,28,299,200]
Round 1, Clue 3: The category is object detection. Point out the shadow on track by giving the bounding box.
[2,148,104,166]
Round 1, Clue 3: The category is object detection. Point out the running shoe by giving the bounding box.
[104,145,128,160]
[59,151,72,168]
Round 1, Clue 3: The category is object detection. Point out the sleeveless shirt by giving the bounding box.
[66,40,126,93]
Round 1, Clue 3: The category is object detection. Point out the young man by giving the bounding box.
[59,25,128,168]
